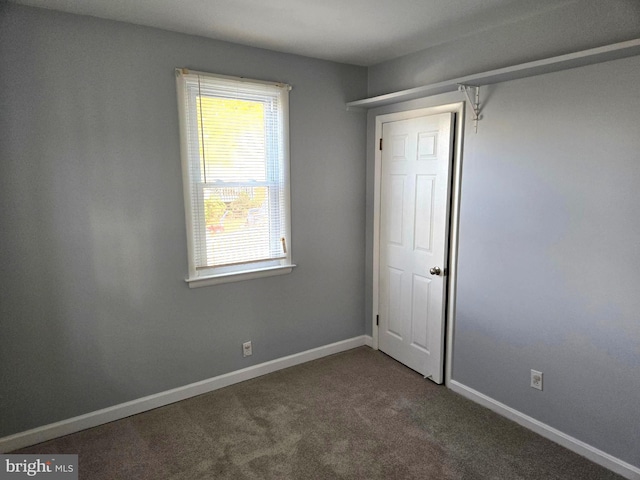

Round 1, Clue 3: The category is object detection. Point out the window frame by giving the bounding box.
[175,69,295,288]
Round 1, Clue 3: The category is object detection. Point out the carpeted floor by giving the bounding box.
[14,347,623,479]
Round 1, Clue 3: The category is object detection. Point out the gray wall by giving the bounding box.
[453,57,640,468]
[368,0,640,97]
[365,31,640,475]
[0,3,367,437]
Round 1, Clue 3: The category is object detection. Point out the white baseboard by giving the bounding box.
[364,335,373,347]
[0,335,369,453]
[449,380,640,480]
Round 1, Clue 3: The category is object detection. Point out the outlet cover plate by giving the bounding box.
[242,341,252,357]
[531,369,543,391]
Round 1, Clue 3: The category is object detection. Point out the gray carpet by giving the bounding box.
[14,347,623,479]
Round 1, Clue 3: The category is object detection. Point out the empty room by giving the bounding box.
[1,0,639,478]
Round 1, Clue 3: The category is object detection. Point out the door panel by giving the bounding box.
[388,175,405,245]
[414,175,435,252]
[387,267,404,338]
[378,112,454,382]
[411,274,430,352]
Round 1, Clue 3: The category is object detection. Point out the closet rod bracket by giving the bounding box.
[458,84,482,132]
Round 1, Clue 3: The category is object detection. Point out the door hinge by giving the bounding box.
[376,314,379,326]
[379,138,383,151]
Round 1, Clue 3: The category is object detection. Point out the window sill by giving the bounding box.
[185,264,296,288]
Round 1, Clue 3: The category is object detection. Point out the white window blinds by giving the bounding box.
[176,69,293,286]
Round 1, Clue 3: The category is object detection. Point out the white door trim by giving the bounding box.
[372,102,465,387]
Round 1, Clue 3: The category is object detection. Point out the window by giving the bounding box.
[175,69,294,287]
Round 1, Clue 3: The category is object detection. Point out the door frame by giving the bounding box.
[372,102,465,386]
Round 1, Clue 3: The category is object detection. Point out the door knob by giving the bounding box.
[430,266,442,276]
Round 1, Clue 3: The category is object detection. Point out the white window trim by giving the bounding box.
[175,69,295,287]
[186,265,295,288]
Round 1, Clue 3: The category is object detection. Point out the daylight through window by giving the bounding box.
[176,69,293,287]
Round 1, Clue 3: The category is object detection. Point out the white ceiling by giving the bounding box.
[11,0,577,66]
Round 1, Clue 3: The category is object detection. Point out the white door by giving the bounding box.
[378,112,454,383]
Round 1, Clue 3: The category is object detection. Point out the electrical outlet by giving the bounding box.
[531,369,543,391]
[242,341,252,357]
